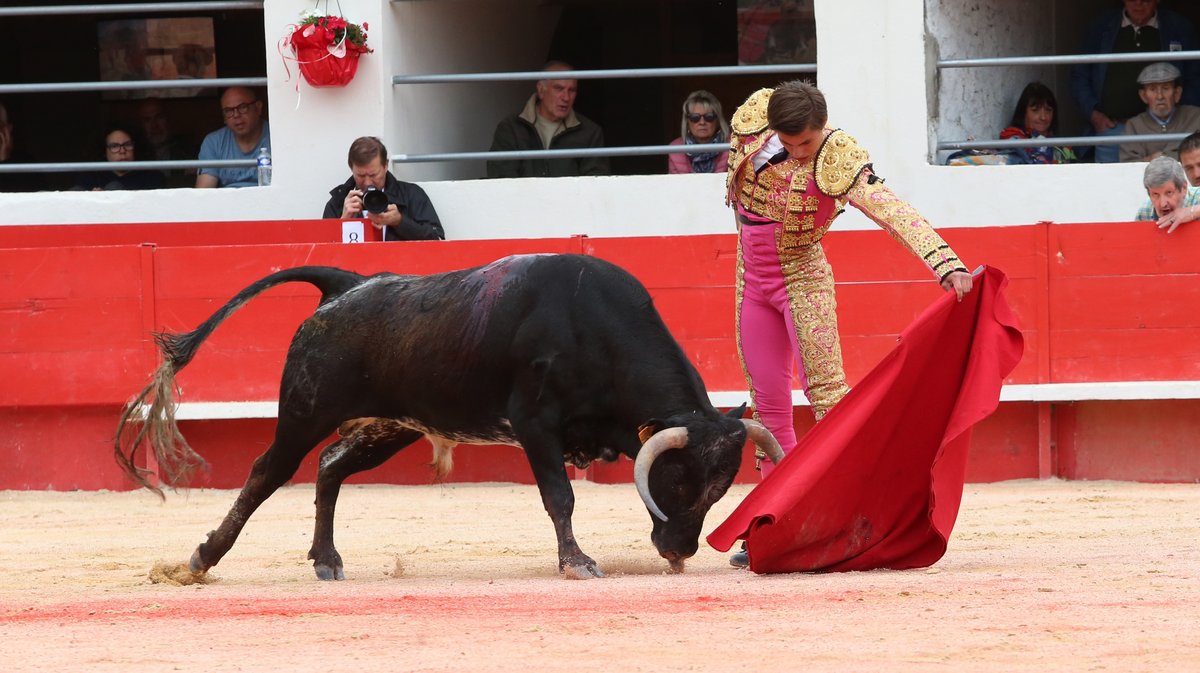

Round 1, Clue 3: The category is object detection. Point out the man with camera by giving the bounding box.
[323,136,444,241]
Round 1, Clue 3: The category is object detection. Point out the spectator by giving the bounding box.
[1121,62,1200,163]
[72,125,166,191]
[1177,131,1200,186]
[668,90,731,174]
[138,97,197,188]
[1134,155,1200,232]
[999,82,1077,164]
[196,86,270,188]
[1070,0,1200,163]
[322,136,444,241]
[486,61,608,178]
[724,81,972,566]
[0,100,45,192]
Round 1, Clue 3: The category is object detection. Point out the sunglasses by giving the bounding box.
[687,112,718,123]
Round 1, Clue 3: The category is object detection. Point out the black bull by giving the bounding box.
[115,254,782,579]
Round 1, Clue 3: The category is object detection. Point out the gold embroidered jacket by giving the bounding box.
[727,88,967,281]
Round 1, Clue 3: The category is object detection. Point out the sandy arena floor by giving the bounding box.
[0,478,1197,672]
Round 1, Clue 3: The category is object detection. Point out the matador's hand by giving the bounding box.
[941,270,973,302]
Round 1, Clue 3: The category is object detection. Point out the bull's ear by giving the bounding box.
[724,403,749,419]
[637,420,665,445]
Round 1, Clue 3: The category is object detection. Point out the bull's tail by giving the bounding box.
[114,266,370,497]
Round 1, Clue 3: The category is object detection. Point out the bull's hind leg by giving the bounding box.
[188,419,336,575]
[309,419,422,580]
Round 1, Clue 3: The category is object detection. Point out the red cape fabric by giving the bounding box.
[708,266,1024,573]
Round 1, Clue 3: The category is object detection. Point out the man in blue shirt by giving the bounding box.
[195,86,270,188]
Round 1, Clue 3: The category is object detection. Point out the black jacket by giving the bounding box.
[486,94,608,178]
[323,172,444,241]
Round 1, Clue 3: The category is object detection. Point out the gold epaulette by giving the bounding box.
[815,129,871,197]
[730,88,773,136]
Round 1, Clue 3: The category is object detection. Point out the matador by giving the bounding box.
[727,83,973,478]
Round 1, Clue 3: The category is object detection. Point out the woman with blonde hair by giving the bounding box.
[668,90,731,174]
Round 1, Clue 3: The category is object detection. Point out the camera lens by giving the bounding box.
[362,187,389,214]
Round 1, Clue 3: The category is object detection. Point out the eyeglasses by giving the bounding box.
[687,112,718,123]
[221,101,257,118]
[106,141,135,152]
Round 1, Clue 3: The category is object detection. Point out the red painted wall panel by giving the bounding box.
[964,403,1042,482]
[2,221,1199,489]
[1057,400,1200,482]
[0,220,344,248]
[0,246,151,406]
[0,406,133,490]
[1049,221,1195,276]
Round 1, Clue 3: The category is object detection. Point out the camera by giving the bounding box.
[361,186,390,214]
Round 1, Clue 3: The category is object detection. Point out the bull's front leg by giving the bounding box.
[523,449,604,579]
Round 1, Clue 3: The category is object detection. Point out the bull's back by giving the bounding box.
[292,255,689,430]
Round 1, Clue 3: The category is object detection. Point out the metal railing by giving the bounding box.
[394,144,728,165]
[0,159,252,175]
[937,50,1200,69]
[939,133,1191,153]
[390,63,816,166]
[392,63,816,85]
[936,50,1200,153]
[0,2,262,18]
[0,2,266,179]
[0,77,268,96]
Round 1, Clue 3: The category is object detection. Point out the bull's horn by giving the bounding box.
[742,419,785,464]
[633,426,689,522]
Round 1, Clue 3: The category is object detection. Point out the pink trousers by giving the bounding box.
[737,221,848,478]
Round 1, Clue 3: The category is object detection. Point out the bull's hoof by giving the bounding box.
[561,562,605,580]
[187,548,209,574]
[149,560,213,586]
[313,563,346,581]
[667,558,686,574]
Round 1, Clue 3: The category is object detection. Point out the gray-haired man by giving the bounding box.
[1135,155,1200,232]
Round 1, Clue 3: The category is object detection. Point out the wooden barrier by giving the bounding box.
[1,220,1197,490]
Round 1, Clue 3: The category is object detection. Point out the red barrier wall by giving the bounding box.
[2,220,1197,490]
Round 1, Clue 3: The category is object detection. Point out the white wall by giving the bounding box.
[927,0,1055,162]
[0,0,1151,236]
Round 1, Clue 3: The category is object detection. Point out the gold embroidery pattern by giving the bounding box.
[731,88,773,135]
[846,177,968,279]
[777,235,849,418]
[726,133,770,206]
[815,130,871,197]
[735,163,834,246]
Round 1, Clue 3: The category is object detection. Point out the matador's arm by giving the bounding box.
[845,173,968,282]
[814,129,968,282]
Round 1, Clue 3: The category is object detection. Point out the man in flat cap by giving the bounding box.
[1121,62,1200,162]
[1070,0,1200,163]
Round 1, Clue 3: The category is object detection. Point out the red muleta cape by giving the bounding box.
[708,265,1024,573]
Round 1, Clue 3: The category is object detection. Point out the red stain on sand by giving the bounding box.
[0,591,761,624]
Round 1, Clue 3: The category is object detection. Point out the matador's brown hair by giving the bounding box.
[767,80,828,134]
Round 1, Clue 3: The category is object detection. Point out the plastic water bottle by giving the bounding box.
[256,147,272,186]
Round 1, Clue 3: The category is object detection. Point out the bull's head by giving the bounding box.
[632,408,783,572]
